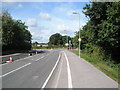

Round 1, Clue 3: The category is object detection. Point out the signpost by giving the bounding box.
[78,38,81,57]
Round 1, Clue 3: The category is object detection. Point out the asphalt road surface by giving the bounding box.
[1,49,46,64]
[1,49,118,89]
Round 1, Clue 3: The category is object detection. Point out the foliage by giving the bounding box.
[1,10,32,51]
[48,33,71,46]
[73,2,120,63]
[49,33,63,45]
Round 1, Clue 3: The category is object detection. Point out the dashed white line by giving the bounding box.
[35,56,44,61]
[0,63,31,78]
[35,53,52,62]
[41,52,61,88]
[64,51,73,88]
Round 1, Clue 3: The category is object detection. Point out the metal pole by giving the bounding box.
[72,12,81,56]
[67,35,68,49]
[67,35,68,44]
[78,14,80,57]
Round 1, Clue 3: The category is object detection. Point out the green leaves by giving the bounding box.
[74,2,120,63]
[2,10,32,50]
[49,33,71,46]
[49,33,63,45]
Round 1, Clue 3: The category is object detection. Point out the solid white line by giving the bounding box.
[55,52,63,88]
[1,62,9,66]
[41,52,61,88]
[0,63,31,78]
[1,51,52,66]
[1,53,43,66]
[64,51,73,88]
[1,55,31,66]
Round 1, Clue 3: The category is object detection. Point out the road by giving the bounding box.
[1,49,45,64]
[1,49,118,89]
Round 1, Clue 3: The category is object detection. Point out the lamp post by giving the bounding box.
[64,30,69,48]
[73,12,81,57]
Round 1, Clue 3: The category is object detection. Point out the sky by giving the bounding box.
[2,2,90,43]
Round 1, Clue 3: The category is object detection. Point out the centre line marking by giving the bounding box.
[35,56,44,61]
[0,63,31,78]
[64,51,73,88]
[35,52,52,62]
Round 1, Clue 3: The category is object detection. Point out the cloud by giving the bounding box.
[2,0,90,2]
[39,12,51,20]
[57,24,69,31]
[60,30,75,36]
[17,4,23,8]
[30,27,53,43]
[26,18,37,27]
[2,2,23,8]
[3,2,88,43]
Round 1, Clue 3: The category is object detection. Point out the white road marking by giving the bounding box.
[1,50,52,66]
[55,52,63,88]
[1,49,53,66]
[1,53,43,66]
[64,51,73,88]
[41,52,61,88]
[1,62,9,66]
[1,55,31,66]
[35,53,52,62]
[0,63,31,78]
[35,56,44,62]
[32,76,39,80]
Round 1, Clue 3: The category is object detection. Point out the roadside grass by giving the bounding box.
[70,50,119,84]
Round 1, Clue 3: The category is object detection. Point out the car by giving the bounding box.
[67,47,76,50]
[28,50,44,56]
[28,50,37,56]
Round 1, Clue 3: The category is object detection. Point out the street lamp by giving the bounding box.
[73,12,81,57]
[64,30,69,48]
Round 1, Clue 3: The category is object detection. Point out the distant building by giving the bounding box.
[32,42,48,47]
[37,44,41,47]
[42,44,48,47]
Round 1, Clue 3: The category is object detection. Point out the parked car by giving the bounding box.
[67,47,76,50]
[28,50,44,56]
[28,50,37,56]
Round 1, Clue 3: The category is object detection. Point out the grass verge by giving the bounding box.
[71,50,119,84]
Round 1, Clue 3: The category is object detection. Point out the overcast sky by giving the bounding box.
[2,2,89,43]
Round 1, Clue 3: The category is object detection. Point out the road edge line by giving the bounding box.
[1,55,31,66]
[0,63,31,78]
[64,51,73,88]
[41,52,61,88]
[55,51,63,88]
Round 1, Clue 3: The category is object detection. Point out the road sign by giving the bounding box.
[78,38,81,42]
[65,43,69,46]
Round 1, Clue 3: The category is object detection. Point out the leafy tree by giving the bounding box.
[49,33,72,47]
[2,10,32,51]
[49,33,63,45]
[62,35,71,46]
[73,2,120,63]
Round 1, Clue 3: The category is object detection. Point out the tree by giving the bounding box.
[62,35,71,46]
[2,10,32,51]
[73,2,120,62]
[2,10,14,50]
[49,33,63,45]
